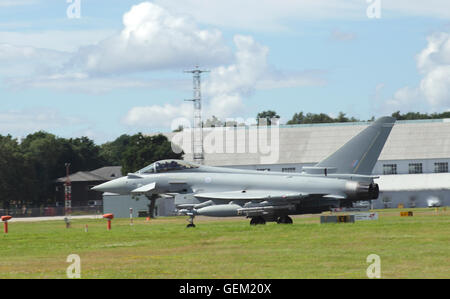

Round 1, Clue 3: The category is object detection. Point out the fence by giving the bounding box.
[0,206,103,218]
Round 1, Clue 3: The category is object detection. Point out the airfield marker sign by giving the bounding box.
[2,215,12,234]
[103,213,114,230]
[354,212,379,221]
[130,208,133,226]
[400,211,413,217]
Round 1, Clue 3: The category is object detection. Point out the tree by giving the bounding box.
[120,133,183,175]
[286,111,361,124]
[20,132,65,205]
[172,125,184,132]
[0,135,30,208]
[204,115,224,128]
[391,111,450,120]
[69,136,105,171]
[100,134,133,166]
[257,110,280,126]
[19,131,105,206]
[286,112,305,125]
[304,113,334,124]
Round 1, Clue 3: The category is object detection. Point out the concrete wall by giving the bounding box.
[374,190,450,209]
[103,194,175,218]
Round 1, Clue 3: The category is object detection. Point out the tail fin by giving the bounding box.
[315,116,396,175]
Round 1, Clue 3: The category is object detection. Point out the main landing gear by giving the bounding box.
[250,216,266,225]
[277,215,293,224]
[249,215,294,225]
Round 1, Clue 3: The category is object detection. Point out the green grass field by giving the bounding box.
[1,208,449,279]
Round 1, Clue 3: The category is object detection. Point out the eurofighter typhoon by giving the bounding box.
[93,117,395,227]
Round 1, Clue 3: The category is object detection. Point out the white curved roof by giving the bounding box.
[165,118,450,166]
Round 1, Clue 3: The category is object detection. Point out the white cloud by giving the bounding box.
[0,43,66,62]
[385,86,421,112]
[156,0,450,31]
[69,2,232,75]
[122,34,326,128]
[155,0,364,31]
[203,35,325,119]
[0,30,117,52]
[0,2,233,92]
[122,103,194,129]
[0,108,83,137]
[383,0,450,19]
[5,72,185,94]
[330,29,357,42]
[386,32,450,112]
[0,0,36,7]
[1,1,326,128]
[420,65,450,108]
[0,1,325,127]
[0,43,70,77]
[414,32,450,109]
[0,107,115,143]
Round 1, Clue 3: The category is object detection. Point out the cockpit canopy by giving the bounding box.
[136,159,199,174]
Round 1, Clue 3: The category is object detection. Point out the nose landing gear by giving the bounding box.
[186,214,196,228]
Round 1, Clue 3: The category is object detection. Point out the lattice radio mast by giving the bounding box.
[184,66,209,164]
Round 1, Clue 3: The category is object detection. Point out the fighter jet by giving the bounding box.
[93,117,395,227]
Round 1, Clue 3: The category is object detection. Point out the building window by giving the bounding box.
[408,163,422,174]
[282,167,296,173]
[382,196,391,208]
[383,164,397,175]
[434,162,448,173]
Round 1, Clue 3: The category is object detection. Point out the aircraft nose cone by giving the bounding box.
[91,177,127,194]
[91,184,103,191]
[91,182,110,192]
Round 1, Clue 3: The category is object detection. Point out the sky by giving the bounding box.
[1,0,450,144]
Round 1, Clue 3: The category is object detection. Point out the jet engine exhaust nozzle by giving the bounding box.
[345,181,379,200]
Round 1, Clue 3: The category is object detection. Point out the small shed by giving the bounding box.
[54,166,122,207]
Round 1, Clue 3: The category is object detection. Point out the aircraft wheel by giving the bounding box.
[250,216,266,225]
[277,216,293,224]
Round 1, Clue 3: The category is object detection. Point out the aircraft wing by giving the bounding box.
[131,182,156,195]
[193,190,309,201]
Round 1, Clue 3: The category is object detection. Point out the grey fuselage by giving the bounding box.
[107,170,350,197]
